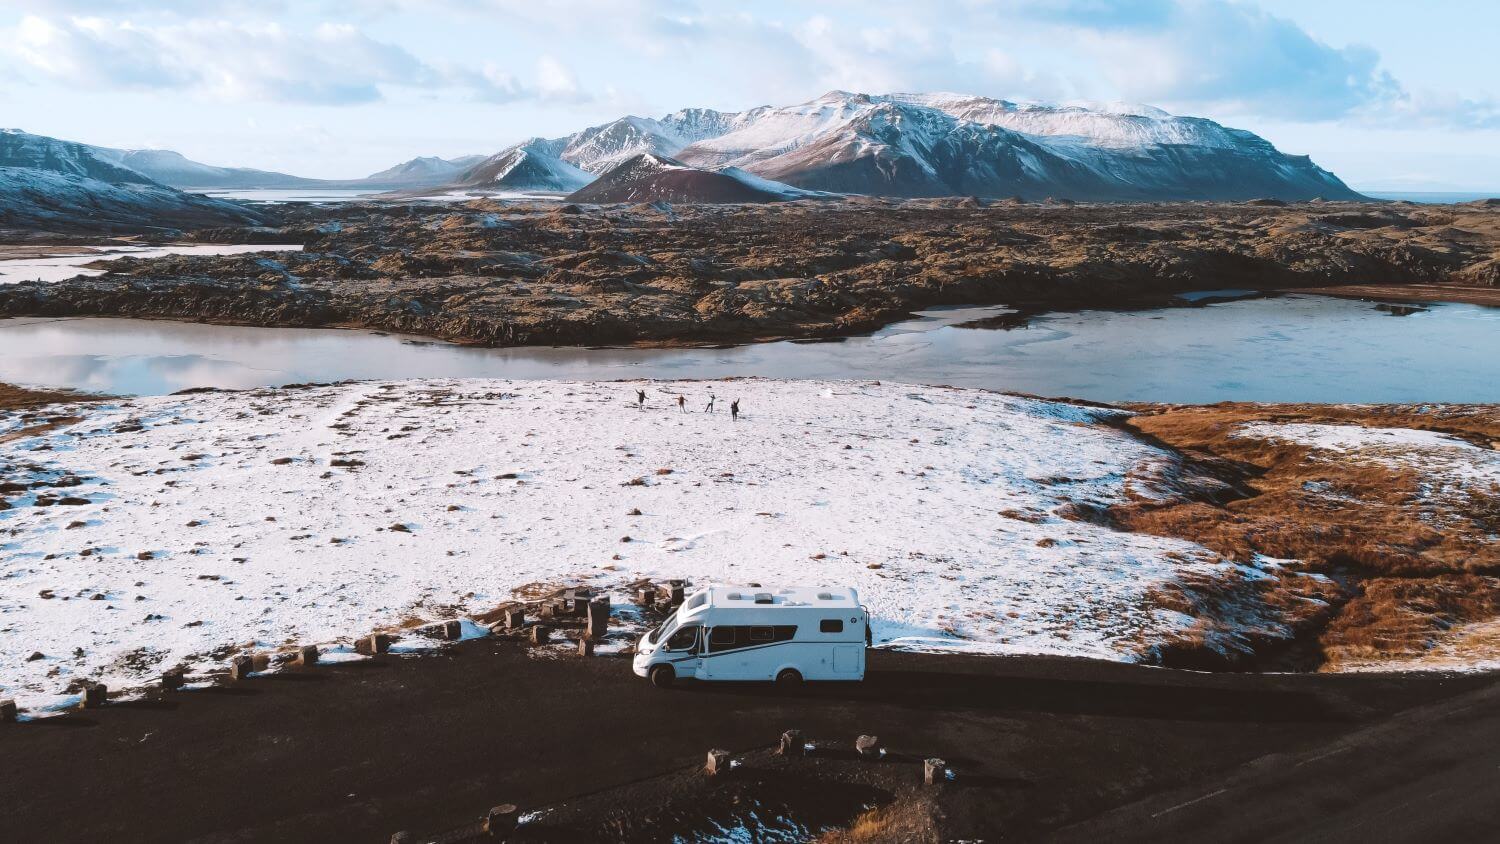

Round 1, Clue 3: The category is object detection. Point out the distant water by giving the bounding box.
[0,294,1496,403]
[0,243,302,284]
[1362,191,1498,204]
[199,188,567,204]
[198,188,380,203]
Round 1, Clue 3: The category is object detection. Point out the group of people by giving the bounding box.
[635,389,739,421]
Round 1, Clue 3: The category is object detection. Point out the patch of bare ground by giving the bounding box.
[0,381,102,412]
[0,382,107,449]
[1114,403,1500,670]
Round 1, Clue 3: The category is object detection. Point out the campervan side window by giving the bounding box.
[819,619,844,633]
[749,626,774,642]
[682,592,708,612]
[665,625,700,652]
[709,627,735,647]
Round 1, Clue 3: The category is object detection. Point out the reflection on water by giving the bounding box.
[0,243,303,284]
[198,188,377,203]
[0,294,1496,403]
[198,188,565,204]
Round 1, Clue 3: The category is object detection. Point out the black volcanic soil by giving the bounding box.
[1,198,1497,347]
[1,642,1493,843]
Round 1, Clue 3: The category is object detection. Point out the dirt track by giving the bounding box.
[2,642,1493,842]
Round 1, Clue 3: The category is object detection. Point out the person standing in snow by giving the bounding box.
[636,389,646,409]
[705,393,716,413]
[677,394,687,413]
[730,399,739,422]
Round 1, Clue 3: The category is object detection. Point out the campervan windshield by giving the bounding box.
[646,610,678,645]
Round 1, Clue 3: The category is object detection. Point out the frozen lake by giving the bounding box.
[0,293,1496,403]
[0,243,303,284]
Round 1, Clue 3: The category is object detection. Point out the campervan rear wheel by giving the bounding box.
[649,664,675,688]
[775,668,803,688]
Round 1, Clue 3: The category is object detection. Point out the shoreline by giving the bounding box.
[1279,282,1500,308]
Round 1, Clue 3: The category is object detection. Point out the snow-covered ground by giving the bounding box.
[1237,422,1500,505]
[2,379,1273,710]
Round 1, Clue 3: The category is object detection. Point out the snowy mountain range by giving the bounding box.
[90,147,485,191]
[0,91,1361,227]
[453,91,1360,203]
[0,129,261,231]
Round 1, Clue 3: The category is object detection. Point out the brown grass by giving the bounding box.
[0,382,104,412]
[1321,574,1500,669]
[1114,402,1500,669]
[1119,403,1500,576]
[816,795,939,844]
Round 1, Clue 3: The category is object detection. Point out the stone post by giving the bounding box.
[585,598,609,640]
[855,735,882,759]
[705,749,731,777]
[295,645,320,666]
[577,638,595,657]
[530,624,550,645]
[484,803,519,837]
[779,729,804,757]
[924,758,947,785]
[161,669,186,691]
[230,655,255,680]
[81,682,108,708]
[356,632,393,655]
[0,699,17,722]
[504,608,525,630]
[635,587,656,608]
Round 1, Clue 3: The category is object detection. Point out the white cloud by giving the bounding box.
[3,1,1496,132]
[535,55,587,102]
[2,14,591,108]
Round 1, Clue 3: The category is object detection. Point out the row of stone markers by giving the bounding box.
[480,583,627,656]
[389,723,944,843]
[0,618,468,721]
[706,730,950,786]
[2,579,693,722]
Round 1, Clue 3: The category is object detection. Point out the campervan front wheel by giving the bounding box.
[649,664,675,688]
[775,668,803,688]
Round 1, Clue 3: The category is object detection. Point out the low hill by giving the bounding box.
[566,154,813,204]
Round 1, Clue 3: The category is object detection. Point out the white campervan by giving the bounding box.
[632,585,869,688]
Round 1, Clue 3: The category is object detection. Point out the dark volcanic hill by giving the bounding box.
[451,140,593,192]
[565,154,809,204]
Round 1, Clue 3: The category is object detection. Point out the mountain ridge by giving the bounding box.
[0,129,263,232]
[431,90,1360,202]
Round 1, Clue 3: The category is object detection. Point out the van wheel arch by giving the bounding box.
[649,664,676,688]
[775,667,803,688]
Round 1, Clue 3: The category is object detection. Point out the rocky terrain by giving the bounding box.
[1,198,1497,346]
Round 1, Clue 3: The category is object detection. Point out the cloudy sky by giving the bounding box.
[2,0,1497,190]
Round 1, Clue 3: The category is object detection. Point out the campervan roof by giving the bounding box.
[700,585,860,609]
